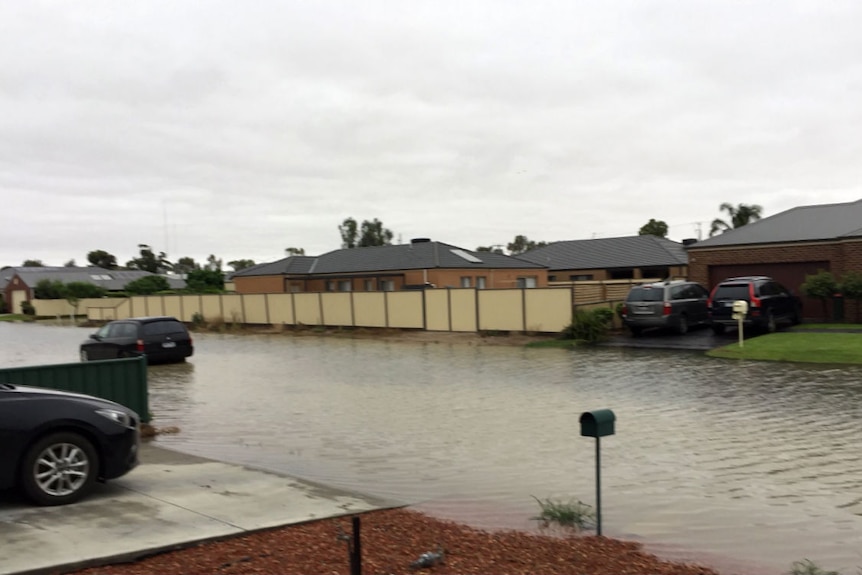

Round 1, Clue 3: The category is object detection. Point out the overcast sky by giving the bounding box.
[2,1,861,268]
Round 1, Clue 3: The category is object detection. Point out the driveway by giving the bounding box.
[603,325,744,351]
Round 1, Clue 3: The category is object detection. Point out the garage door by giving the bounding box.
[708,261,830,321]
[11,289,28,314]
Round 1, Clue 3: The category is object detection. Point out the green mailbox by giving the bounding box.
[579,409,616,438]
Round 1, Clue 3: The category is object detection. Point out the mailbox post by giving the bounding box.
[579,409,615,536]
[732,300,748,347]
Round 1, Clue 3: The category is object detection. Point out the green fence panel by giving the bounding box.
[0,357,150,423]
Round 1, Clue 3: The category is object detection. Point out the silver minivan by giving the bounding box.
[621,280,710,336]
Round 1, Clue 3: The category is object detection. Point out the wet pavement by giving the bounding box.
[0,442,392,575]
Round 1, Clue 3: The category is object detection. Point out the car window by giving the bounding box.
[713,285,750,300]
[106,323,136,338]
[627,287,663,302]
[142,321,186,336]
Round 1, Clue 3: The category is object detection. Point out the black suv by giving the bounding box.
[621,280,710,335]
[708,276,802,334]
[80,316,194,364]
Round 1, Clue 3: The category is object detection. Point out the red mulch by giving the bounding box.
[63,508,718,575]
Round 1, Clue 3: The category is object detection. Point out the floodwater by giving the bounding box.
[2,321,862,574]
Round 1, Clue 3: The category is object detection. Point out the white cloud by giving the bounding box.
[2,0,862,267]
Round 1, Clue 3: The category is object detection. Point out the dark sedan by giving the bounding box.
[0,384,140,505]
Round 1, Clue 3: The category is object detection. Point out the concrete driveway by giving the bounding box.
[0,442,392,575]
[603,325,746,351]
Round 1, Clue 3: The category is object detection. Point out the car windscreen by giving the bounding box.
[626,288,663,302]
[712,285,750,300]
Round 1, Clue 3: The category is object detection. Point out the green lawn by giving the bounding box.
[0,314,29,322]
[707,332,862,364]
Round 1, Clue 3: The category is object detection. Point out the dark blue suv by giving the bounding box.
[708,276,802,334]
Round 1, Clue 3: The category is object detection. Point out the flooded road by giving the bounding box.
[2,322,862,574]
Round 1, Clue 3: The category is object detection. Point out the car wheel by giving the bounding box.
[20,432,99,506]
[80,349,89,362]
[766,311,777,333]
[677,315,689,335]
[711,324,726,335]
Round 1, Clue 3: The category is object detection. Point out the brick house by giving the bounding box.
[231,239,549,294]
[518,235,689,282]
[686,198,862,321]
[1,266,186,314]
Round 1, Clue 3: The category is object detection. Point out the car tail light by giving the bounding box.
[136,339,145,352]
[663,302,672,316]
[621,304,628,317]
[749,284,761,308]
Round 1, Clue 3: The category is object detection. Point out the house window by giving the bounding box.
[380,280,395,292]
[569,274,594,281]
[326,281,336,292]
[339,280,352,292]
[476,277,487,289]
[460,277,472,288]
[516,276,537,288]
[364,279,375,291]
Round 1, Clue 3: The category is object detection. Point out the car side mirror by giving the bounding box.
[90,333,102,341]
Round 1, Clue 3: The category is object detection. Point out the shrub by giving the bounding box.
[125,275,170,295]
[787,559,841,575]
[592,307,614,326]
[531,497,595,531]
[800,270,838,320]
[560,309,611,344]
[191,312,205,328]
[20,301,35,316]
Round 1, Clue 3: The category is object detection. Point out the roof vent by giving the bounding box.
[411,238,431,244]
[682,238,698,246]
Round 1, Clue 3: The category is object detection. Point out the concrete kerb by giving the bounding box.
[0,442,399,575]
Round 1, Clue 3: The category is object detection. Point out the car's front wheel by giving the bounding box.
[677,315,689,335]
[20,432,99,506]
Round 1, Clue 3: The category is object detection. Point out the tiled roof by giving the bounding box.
[688,198,862,249]
[231,241,545,277]
[518,236,688,270]
[1,266,186,290]
[230,257,317,277]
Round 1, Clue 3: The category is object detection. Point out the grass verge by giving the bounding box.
[0,314,30,322]
[707,332,862,364]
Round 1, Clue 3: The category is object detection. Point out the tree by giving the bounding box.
[186,269,224,293]
[64,259,77,267]
[87,250,118,270]
[63,281,106,317]
[358,219,394,247]
[124,275,170,295]
[22,259,44,267]
[173,257,200,275]
[476,246,505,254]
[126,245,172,273]
[638,219,669,238]
[709,203,764,237]
[285,247,305,256]
[839,271,862,323]
[800,270,838,320]
[228,259,256,271]
[34,279,65,299]
[205,254,222,271]
[506,235,547,255]
[339,218,358,249]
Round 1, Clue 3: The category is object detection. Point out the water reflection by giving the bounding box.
[3,323,862,574]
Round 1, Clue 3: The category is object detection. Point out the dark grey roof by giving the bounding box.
[230,256,317,277]
[232,241,545,277]
[688,198,862,249]
[1,266,186,290]
[518,236,688,270]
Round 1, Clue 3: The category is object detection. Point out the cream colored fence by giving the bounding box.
[33,282,640,334]
[33,288,573,334]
